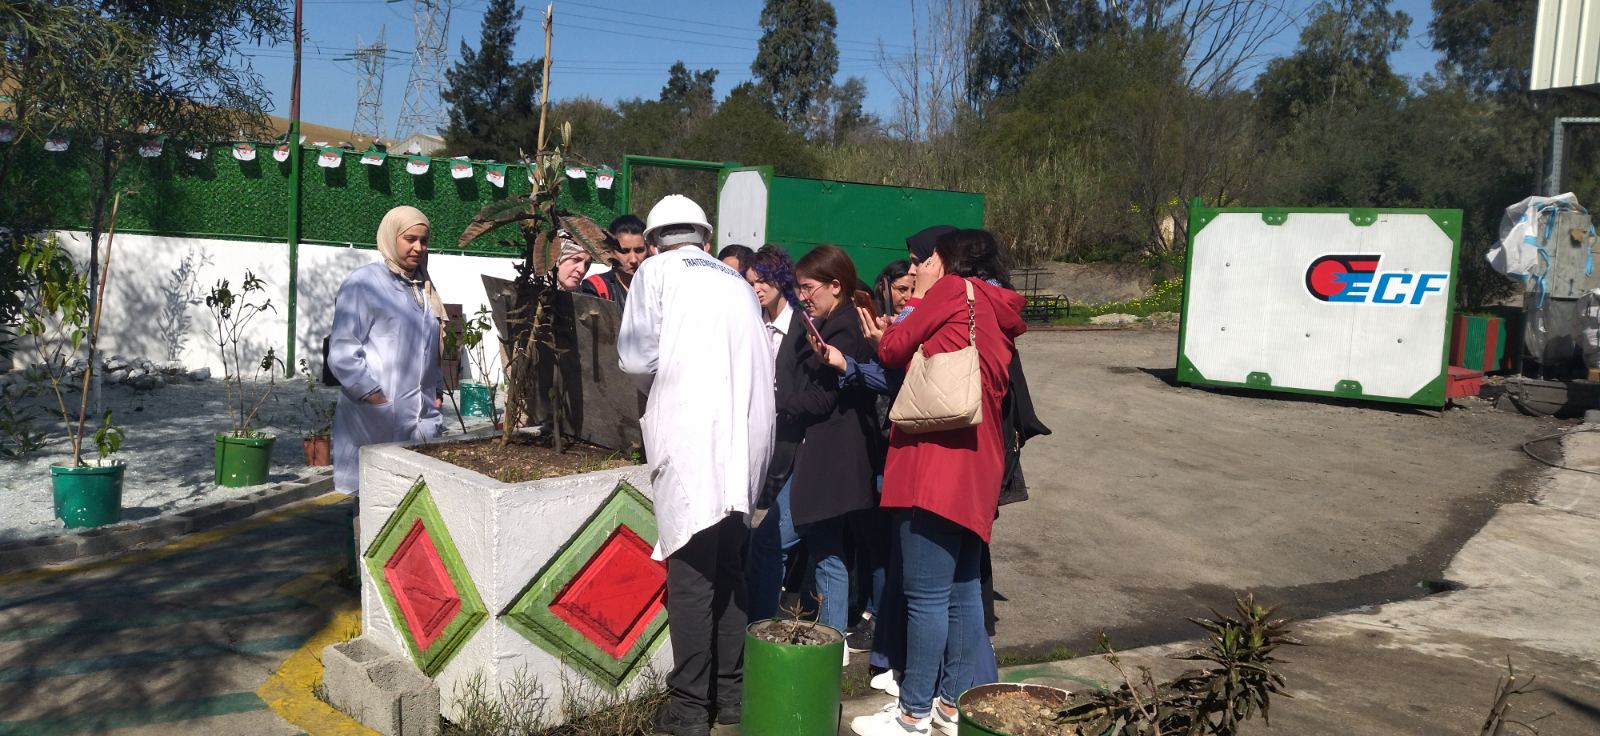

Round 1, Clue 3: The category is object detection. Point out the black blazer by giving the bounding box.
[760,308,812,507]
[784,309,879,526]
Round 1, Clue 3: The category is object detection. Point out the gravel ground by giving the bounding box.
[0,376,486,543]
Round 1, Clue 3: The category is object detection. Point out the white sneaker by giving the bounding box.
[870,669,901,698]
[931,699,959,736]
[844,646,851,666]
[850,704,930,736]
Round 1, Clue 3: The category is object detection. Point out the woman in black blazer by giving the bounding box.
[785,245,880,635]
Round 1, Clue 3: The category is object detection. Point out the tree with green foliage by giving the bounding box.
[660,62,720,121]
[442,0,543,161]
[966,0,1114,105]
[1,0,288,378]
[751,0,840,134]
[1252,0,1411,123]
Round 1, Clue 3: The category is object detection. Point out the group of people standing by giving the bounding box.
[325,196,1044,736]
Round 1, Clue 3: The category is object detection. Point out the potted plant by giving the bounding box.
[297,358,335,466]
[454,306,500,427]
[744,597,846,736]
[203,271,281,487]
[958,595,1296,736]
[17,228,129,528]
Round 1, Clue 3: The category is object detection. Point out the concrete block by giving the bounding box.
[0,538,78,573]
[324,638,441,736]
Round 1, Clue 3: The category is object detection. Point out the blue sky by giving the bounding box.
[253,0,1444,139]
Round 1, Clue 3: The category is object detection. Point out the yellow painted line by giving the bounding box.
[0,492,349,587]
[256,596,377,736]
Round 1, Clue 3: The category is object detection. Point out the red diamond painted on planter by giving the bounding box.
[549,525,665,659]
[384,519,463,652]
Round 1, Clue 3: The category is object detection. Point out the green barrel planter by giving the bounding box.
[214,433,276,487]
[459,381,493,418]
[50,463,126,528]
[958,683,1072,736]
[743,620,845,736]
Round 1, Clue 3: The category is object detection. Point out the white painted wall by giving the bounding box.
[44,231,521,381]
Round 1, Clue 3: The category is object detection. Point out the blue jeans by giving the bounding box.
[798,515,848,632]
[897,509,983,717]
[746,479,800,623]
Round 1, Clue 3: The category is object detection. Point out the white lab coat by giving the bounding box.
[618,247,776,559]
[328,262,444,494]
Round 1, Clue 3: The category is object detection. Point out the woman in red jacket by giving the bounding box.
[851,229,1026,736]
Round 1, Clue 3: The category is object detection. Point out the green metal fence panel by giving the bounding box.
[0,142,621,257]
[762,176,985,284]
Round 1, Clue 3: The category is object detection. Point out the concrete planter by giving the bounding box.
[357,438,669,724]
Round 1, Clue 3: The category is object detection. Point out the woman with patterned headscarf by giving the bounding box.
[327,205,448,494]
[552,231,592,291]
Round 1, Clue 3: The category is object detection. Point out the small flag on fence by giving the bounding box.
[565,166,587,179]
[138,136,164,158]
[186,146,207,160]
[406,156,430,175]
[232,143,256,161]
[486,164,506,188]
[0,122,15,143]
[273,143,291,162]
[44,135,69,152]
[360,148,386,166]
[450,157,473,179]
[317,147,343,168]
[595,168,615,189]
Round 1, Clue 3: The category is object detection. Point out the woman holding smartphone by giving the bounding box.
[782,244,880,640]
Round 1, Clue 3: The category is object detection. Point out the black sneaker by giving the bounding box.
[846,615,875,653]
[714,702,741,725]
[654,709,711,736]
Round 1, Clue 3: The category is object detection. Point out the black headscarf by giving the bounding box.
[906,224,956,262]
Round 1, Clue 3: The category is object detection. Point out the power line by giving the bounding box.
[395,0,452,138]
[352,27,389,144]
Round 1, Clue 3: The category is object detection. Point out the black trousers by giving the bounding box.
[664,514,749,723]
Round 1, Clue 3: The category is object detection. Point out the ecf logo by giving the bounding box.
[1304,254,1448,306]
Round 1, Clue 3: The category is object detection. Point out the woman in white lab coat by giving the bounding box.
[328,205,447,494]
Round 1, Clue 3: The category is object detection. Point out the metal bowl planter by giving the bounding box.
[50,463,126,528]
[214,433,276,487]
[742,620,845,736]
[957,683,1072,736]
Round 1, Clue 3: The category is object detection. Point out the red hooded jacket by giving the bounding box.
[877,275,1028,542]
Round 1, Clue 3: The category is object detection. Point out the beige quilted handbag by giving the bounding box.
[890,279,983,434]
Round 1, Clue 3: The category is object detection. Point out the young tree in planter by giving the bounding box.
[203,272,282,486]
[16,230,128,526]
[458,123,609,453]
[296,358,335,466]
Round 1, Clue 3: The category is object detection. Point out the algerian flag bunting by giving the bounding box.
[360,148,386,166]
[317,147,343,168]
[450,157,472,179]
[273,144,291,162]
[44,135,70,152]
[565,165,586,179]
[186,146,207,160]
[231,143,257,161]
[406,156,430,175]
[0,122,15,143]
[485,164,506,188]
[138,136,164,158]
[595,168,615,189]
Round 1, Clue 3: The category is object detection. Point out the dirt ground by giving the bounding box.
[990,328,1563,657]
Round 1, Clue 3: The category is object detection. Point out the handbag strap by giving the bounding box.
[964,279,976,347]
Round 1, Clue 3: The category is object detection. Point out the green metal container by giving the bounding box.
[50,463,125,528]
[742,621,845,736]
[214,434,276,487]
[459,381,493,418]
[957,683,1071,736]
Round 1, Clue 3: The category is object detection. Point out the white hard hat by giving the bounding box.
[643,194,712,246]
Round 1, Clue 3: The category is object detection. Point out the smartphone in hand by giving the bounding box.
[801,309,827,349]
[852,289,877,319]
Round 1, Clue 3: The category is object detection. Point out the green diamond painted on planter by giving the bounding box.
[501,482,667,690]
[365,477,487,676]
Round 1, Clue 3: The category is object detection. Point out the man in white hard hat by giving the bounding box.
[619,194,775,736]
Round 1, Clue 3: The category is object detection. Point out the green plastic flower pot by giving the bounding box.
[50,463,125,528]
[459,381,493,417]
[743,620,844,736]
[214,433,276,487]
[957,683,1072,736]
